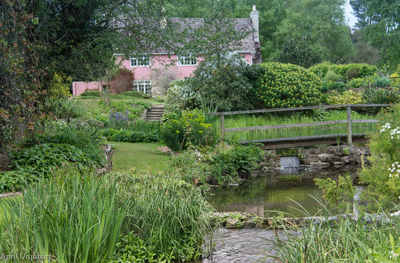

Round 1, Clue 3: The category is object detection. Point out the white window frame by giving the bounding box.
[130,55,150,67]
[133,80,152,95]
[177,55,198,66]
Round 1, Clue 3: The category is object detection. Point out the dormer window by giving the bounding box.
[130,55,150,67]
[177,55,197,66]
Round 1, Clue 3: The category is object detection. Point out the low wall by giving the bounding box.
[259,145,370,172]
[72,81,103,96]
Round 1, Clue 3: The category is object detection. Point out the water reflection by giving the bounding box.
[208,168,359,217]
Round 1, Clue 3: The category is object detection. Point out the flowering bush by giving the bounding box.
[257,62,322,108]
[160,110,217,151]
[360,104,400,207]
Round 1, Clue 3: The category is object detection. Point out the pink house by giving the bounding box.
[72,6,261,97]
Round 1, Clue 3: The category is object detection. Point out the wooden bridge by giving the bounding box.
[215,104,390,149]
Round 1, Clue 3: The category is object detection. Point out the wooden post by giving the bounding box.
[347,106,352,145]
[220,114,225,140]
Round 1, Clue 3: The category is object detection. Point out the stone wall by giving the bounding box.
[262,145,370,171]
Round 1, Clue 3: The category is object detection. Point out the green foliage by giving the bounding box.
[0,168,124,263]
[362,88,400,104]
[321,81,348,93]
[273,0,355,64]
[164,81,201,114]
[47,73,71,99]
[80,90,101,97]
[350,0,400,70]
[309,63,377,80]
[374,77,391,88]
[314,174,354,212]
[9,143,98,176]
[326,90,363,105]
[360,104,400,207]
[349,77,374,89]
[257,62,322,108]
[172,143,264,185]
[111,90,152,99]
[102,129,160,143]
[276,37,322,68]
[113,172,213,262]
[111,232,168,263]
[24,120,106,166]
[181,56,265,113]
[324,70,342,82]
[161,110,217,151]
[42,98,85,120]
[0,168,37,193]
[276,217,400,262]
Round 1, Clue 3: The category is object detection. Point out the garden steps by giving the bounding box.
[145,105,164,121]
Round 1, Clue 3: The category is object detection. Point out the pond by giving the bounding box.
[204,166,360,262]
[208,167,359,217]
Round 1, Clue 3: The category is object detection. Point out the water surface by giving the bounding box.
[209,168,358,217]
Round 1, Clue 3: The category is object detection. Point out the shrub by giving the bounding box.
[110,90,151,99]
[113,172,213,262]
[111,232,168,263]
[80,90,101,97]
[161,110,217,151]
[321,81,348,93]
[309,63,377,80]
[257,62,322,108]
[24,120,106,166]
[180,56,264,113]
[164,81,201,114]
[360,104,400,207]
[0,168,124,262]
[9,143,99,175]
[374,77,391,88]
[324,70,342,82]
[362,88,400,104]
[172,143,264,185]
[308,62,331,78]
[48,72,71,99]
[101,128,160,143]
[325,90,363,105]
[42,98,85,120]
[0,168,37,193]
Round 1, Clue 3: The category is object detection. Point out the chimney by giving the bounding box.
[250,5,259,43]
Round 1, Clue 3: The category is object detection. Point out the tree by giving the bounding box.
[274,0,355,66]
[350,0,400,70]
[0,0,48,165]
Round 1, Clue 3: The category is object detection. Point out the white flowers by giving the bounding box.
[388,162,400,178]
[380,122,400,139]
[381,122,392,132]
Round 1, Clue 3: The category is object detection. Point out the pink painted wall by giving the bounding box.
[72,81,104,96]
[72,53,253,96]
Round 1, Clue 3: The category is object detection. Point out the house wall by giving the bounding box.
[72,53,253,96]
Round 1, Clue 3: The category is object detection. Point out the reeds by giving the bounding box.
[0,168,124,263]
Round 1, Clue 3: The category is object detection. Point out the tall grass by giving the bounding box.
[213,110,377,141]
[113,172,214,262]
[0,168,124,263]
[275,216,400,262]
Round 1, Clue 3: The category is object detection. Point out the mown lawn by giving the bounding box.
[110,142,171,173]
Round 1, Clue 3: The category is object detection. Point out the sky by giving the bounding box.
[343,0,358,29]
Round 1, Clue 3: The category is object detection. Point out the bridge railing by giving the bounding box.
[214,104,391,145]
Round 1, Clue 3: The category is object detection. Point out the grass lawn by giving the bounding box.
[110,142,171,173]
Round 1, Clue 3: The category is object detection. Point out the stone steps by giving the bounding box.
[145,105,164,121]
